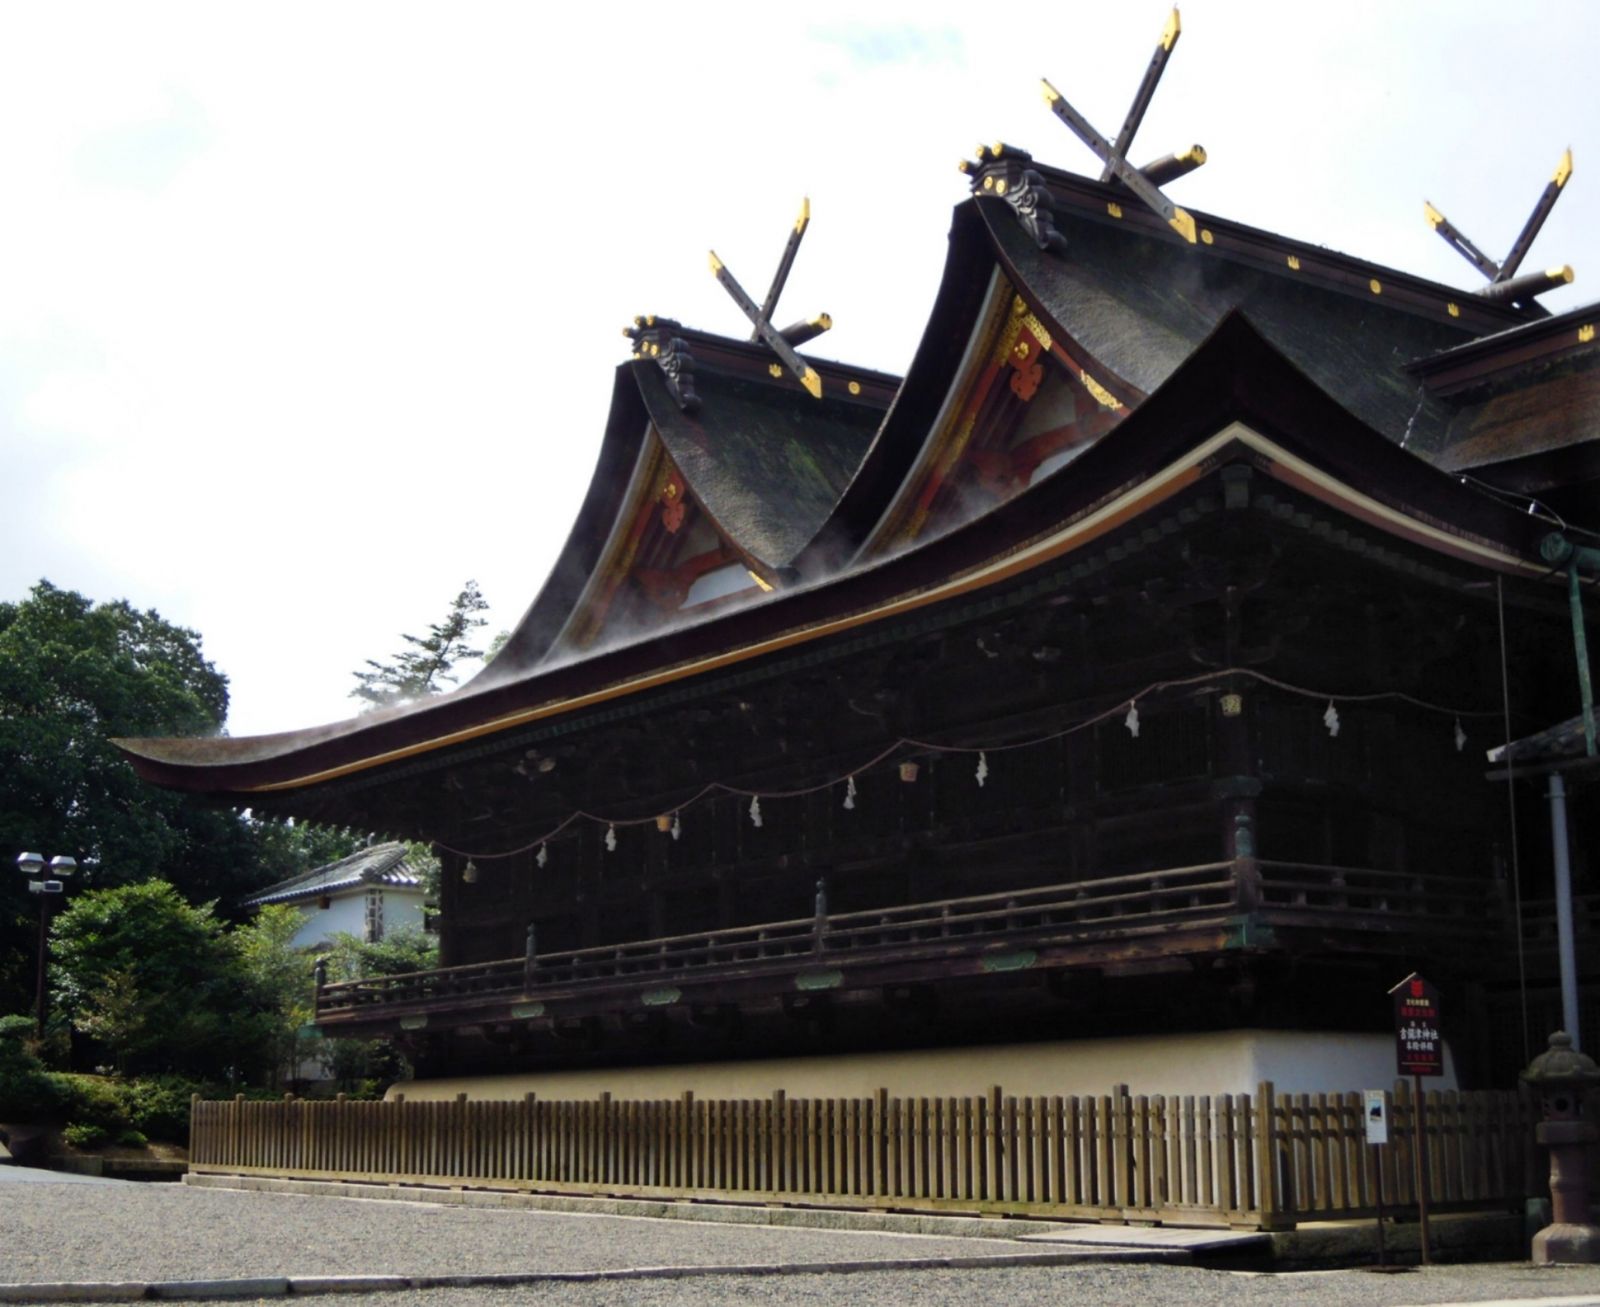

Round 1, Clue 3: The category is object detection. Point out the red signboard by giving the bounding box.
[1393,973,1444,1077]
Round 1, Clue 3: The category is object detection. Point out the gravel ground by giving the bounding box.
[0,1179,1045,1284]
[162,1265,1600,1307]
[5,1176,1600,1307]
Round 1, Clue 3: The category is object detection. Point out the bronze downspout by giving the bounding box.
[1540,534,1598,757]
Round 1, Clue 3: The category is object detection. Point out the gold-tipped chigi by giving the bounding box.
[1425,145,1574,295]
[707,210,828,399]
[1040,13,1200,241]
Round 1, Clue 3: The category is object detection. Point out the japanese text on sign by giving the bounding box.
[1392,973,1443,1077]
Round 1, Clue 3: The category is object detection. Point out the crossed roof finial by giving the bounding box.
[708,198,830,398]
[1424,150,1575,306]
[1040,7,1206,243]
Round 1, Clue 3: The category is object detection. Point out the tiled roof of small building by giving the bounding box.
[243,841,423,908]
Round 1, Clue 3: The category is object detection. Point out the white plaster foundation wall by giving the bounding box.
[390,1029,1458,1102]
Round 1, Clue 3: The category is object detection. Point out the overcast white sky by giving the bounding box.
[4,1,1597,740]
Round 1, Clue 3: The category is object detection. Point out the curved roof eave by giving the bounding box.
[793,200,999,575]
[795,163,1537,577]
[115,314,1554,801]
[466,365,654,691]
[634,355,889,572]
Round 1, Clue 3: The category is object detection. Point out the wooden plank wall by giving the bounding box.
[189,1082,1539,1231]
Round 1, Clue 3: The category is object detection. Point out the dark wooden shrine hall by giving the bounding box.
[119,46,1597,1091]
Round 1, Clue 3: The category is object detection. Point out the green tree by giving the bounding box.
[71,968,148,1074]
[49,881,259,1078]
[318,925,438,1094]
[322,924,438,984]
[351,581,490,709]
[233,904,316,1088]
[1,581,228,878]
[0,580,365,1012]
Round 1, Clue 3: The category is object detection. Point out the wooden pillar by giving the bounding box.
[1215,673,1263,910]
[436,849,462,967]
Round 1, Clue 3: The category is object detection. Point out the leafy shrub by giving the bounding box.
[49,1074,130,1133]
[123,1075,206,1144]
[0,1015,63,1121]
[116,1128,148,1147]
[62,1122,108,1149]
[0,1015,34,1043]
[45,1073,215,1145]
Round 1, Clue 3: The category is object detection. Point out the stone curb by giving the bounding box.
[182,1173,1096,1241]
[0,1250,1178,1303]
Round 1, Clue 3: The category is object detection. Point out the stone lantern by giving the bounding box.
[1521,1031,1600,1264]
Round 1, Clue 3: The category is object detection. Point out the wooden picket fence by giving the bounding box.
[189,1081,1540,1229]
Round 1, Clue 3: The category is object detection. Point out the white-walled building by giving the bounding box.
[242,842,427,951]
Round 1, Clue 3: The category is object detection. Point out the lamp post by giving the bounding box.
[16,852,77,1039]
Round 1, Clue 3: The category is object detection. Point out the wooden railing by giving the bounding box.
[1254,863,1494,935]
[190,1080,1537,1230]
[317,860,1493,1019]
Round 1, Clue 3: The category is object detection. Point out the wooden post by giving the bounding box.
[770,1089,784,1193]
[1133,1094,1150,1210]
[1053,1095,1070,1206]
[1413,1073,1431,1265]
[1095,1092,1112,1210]
[1373,1138,1388,1265]
[987,1085,1004,1203]
[1112,1083,1131,1214]
[682,1089,696,1192]
[874,1088,889,1198]
[1255,1082,1280,1228]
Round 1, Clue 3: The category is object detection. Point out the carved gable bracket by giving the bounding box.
[961,144,1067,255]
[624,316,701,413]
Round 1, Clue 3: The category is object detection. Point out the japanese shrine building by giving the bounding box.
[120,76,1596,1101]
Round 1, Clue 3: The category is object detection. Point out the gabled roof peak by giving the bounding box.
[242,841,423,908]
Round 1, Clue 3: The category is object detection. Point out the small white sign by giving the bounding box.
[1364,1090,1389,1145]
